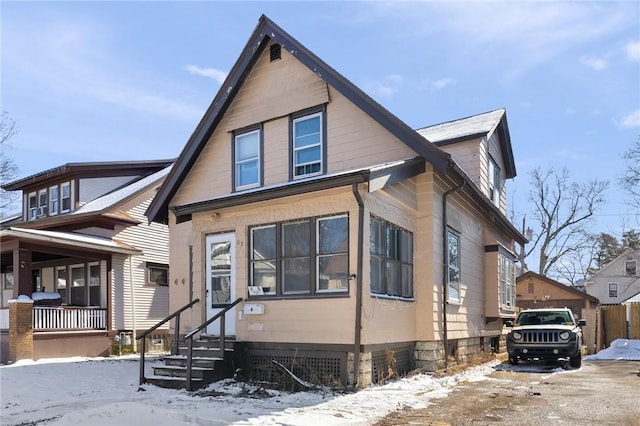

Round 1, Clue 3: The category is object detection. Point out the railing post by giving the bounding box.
[173,315,180,356]
[220,315,226,359]
[186,337,194,391]
[139,337,146,386]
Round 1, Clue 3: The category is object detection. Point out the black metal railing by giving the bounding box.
[183,297,243,391]
[137,299,200,386]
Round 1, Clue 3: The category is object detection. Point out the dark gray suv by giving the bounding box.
[506,308,586,368]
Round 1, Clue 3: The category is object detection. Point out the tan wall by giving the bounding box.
[171,44,416,208]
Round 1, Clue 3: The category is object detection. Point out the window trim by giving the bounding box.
[61,181,71,213]
[146,262,169,287]
[608,282,618,298]
[232,125,263,191]
[488,156,501,207]
[369,215,415,300]
[499,250,516,309]
[248,213,349,298]
[28,192,37,220]
[290,106,326,180]
[37,189,48,217]
[49,185,59,216]
[446,227,461,304]
[625,260,637,276]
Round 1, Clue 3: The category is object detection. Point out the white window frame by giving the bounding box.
[488,156,501,207]
[49,185,59,216]
[234,128,261,191]
[446,228,461,303]
[37,189,48,217]
[28,192,37,220]
[499,252,516,309]
[292,112,323,179]
[61,181,71,213]
[608,282,618,298]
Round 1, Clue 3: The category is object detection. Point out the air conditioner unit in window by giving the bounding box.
[37,207,47,216]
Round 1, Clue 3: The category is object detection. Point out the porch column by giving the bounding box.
[13,248,32,298]
[9,298,34,362]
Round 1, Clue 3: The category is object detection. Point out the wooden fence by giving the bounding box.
[599,303,640,349]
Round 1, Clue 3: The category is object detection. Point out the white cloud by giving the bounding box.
[430,77,456,91]
[3,17,203,122]
[363,74,404,98]
[616,109,640,129]
[580,56,607,71]
[183,65,228,84]
[625,41,640,62]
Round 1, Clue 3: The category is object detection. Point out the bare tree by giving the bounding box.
[620,136,640,209]
[1,111,19,212]
[550,234,599,286]
[521,167,608,277]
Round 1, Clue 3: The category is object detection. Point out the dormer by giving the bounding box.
[2,160,174,224]
[416,109,516,214]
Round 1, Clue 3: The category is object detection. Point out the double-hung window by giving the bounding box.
[249,214,348,297]
[292,110,324,179]
[446,228,461,303]
[608,282,618,298]
[234,128,261,190]
[28,192,37,220]
[61,182,71,212]
[499,252,515,308]
[38,189,48,217]
[49,185,59,215]
[370,216,414,298]
[488,157,501,207]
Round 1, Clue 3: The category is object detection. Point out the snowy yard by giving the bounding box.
[2,339,639,426]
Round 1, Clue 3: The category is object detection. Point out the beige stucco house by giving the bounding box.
[146,15,526,387]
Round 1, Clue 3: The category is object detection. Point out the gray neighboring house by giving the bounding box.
[585,248,640,305]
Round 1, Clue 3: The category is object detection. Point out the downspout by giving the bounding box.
[442,180,465,370]
[129,256,137,353]
[351,183,365,387]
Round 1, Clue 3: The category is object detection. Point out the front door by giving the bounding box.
[205,233,236,336]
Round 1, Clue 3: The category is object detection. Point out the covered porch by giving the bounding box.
[0,228,141,362]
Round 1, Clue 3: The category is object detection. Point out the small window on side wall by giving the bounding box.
[233,127,261,191]
[608,282,618,298]
[147,264,169,286]
[625,260,637,276]
[447,228,461,303]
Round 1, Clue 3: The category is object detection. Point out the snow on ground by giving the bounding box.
[1,340,638,426]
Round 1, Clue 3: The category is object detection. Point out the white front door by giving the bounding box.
[205,233,236,336]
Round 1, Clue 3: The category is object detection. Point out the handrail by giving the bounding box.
[185,297,243,391]
[138,299,200,386]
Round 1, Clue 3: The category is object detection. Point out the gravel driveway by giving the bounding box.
[374,359,640,426]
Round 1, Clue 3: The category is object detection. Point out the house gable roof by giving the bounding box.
[516,271,599,303]
[146,15,451,224]
[588,247,639,279]
[416,109,516,178]
[2,159,174,192]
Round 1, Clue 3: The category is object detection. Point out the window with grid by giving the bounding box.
[488,156,501,207]
[249,214,348,297]
[370,216,414,299]
[608,282,618,298]
[499,252,515,308]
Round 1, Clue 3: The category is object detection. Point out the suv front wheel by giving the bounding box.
[569,353,582,368]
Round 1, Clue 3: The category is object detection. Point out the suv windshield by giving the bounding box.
[516,311,572,325]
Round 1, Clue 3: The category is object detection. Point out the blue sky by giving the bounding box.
[2,1,639,241]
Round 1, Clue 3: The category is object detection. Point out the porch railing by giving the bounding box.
[138,299,200,386]
[184,297,243,391]
[33,307,107,331]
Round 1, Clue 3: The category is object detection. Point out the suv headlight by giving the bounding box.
[511,331,522,340]
[559,331,570,340]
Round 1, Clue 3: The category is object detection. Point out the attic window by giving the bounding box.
[270,44,281,62]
